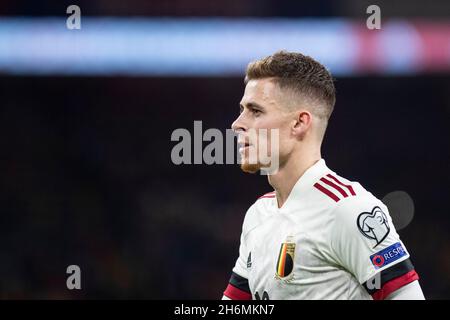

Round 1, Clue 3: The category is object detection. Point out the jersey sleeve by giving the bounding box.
[223,207,253,300]
[231,227,250,279]
[328,194,419,299]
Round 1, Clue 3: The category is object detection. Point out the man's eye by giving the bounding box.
[252,109,261,115]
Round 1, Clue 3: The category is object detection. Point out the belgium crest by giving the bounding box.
[275,236,296,280]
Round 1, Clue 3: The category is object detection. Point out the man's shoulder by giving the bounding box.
[314,171,388,223]
[311,171,363,203]
[239,191,276,235]
[310,171,392,251]
[311,170,379,209]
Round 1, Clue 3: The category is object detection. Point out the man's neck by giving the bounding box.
[268,150,321,209]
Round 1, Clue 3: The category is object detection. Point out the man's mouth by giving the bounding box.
[238,141,251,147]
[238,141,252,154]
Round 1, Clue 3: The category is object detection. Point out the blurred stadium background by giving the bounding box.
[0,0,449,299]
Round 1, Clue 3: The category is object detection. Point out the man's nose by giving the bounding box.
[231,113,247,133]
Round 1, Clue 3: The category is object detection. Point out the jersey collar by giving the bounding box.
[276,158,330,210]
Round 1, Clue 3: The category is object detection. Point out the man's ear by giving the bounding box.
[292,110,312,139]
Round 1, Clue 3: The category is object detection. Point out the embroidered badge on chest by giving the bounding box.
[275,236,296,281]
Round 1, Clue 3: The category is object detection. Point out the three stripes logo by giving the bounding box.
[313,174,356,202]
[275,237,296,280]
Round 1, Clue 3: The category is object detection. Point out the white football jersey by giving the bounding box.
[224,159,419,300]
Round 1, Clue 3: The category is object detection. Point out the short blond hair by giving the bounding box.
[245,50,336,121]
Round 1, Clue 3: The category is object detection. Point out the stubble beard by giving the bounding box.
[240,161,261,174]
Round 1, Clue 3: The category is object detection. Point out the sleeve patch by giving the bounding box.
[370,242,407,269]
[357,206,390,248]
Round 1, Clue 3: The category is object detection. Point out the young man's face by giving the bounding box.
[231,78,295,173]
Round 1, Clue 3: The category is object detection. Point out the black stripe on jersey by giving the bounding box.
[363,258,415,295]
[229,272,250,293]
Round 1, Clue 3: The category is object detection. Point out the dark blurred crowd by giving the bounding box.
[0,76,449,298]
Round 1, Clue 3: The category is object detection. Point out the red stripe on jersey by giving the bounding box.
[326,174,356,196]
[371,270,420,300]
[258,192,275,199]
[314,182,340,202]
[224,283,252,300]
[320,177,348,198]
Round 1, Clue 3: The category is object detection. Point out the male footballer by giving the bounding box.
[223,51,425,300]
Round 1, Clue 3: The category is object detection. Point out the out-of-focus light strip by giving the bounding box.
[0,18,449,76]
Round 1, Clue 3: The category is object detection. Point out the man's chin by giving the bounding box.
[240,162,261,174]
[240,159,278,174]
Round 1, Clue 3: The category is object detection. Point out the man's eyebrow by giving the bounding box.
[239,101,265,109]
